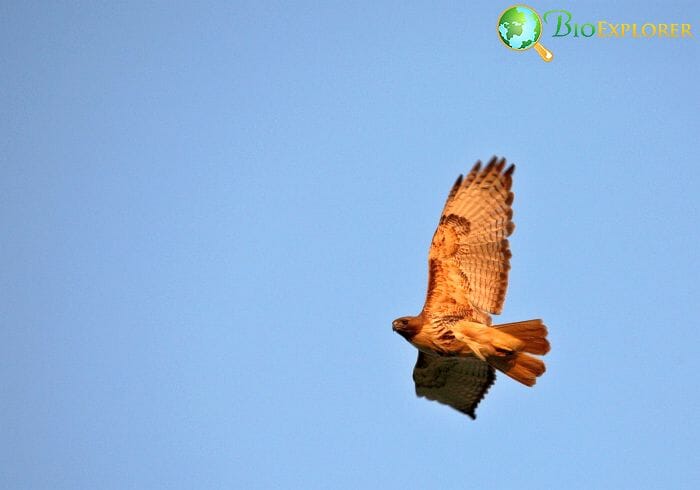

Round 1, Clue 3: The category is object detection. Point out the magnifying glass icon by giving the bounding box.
[497,5,553,62]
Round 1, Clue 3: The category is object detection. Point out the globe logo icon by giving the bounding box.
[497,5,553,62]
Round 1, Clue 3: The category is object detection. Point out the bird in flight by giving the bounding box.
[393,157,550,419]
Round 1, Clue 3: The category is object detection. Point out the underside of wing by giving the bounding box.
[422,157,515,323]
[413,351,496,420]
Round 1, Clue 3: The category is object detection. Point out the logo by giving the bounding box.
[543,10,694,39]
[498,5,694,62]
[497,5,553,62]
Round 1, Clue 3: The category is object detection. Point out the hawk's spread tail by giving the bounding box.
[494,319,550,355]
[489,319,549,387]
[489,352,546,387]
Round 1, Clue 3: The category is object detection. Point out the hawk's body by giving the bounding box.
[393,157,550,419]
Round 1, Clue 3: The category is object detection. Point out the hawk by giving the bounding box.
[393,157,550,419]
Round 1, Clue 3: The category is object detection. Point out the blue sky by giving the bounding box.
[2,1,699,488]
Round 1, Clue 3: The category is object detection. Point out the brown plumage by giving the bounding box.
[393,157,550,419]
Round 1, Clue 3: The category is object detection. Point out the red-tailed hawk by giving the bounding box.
[393,157,550,419]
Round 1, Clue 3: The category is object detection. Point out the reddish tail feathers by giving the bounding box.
[490,319,550,386]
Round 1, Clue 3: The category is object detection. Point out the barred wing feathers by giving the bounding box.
[413,352,496,419]
[422,158,515,324]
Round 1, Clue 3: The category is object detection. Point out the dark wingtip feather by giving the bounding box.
[495,157,506,172]
[504,163,515,177]
[446,174,463,201]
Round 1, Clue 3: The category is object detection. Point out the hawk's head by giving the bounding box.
[392,316,420,341]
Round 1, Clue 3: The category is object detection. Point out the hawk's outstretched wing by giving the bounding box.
[421,158,515,325]
[413,352,495,419]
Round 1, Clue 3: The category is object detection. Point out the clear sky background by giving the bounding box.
[2,1,699,489]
